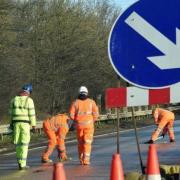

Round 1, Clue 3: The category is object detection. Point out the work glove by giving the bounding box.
[31,126,37,133]
[159,133,165,139]
[170,139,175,143]
[9,123,14,130]
[144,140,154,144]
[68,119,76,131]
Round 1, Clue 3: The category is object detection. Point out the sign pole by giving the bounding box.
[116,75,121,154]
[131,107,145,174]
[116,108,120,154]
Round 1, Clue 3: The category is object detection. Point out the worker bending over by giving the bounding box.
[145,107,175,144]
[69,86,99,165]
[42,113,70,163]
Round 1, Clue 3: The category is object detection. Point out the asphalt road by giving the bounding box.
[1,120,180,180]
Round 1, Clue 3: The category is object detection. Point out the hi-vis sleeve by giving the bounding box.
[69,101,76,120]
[153,108,159,124]
[92,100,99,121]
[28,98,36,126]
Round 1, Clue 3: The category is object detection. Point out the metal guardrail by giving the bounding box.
[0,106,179,141]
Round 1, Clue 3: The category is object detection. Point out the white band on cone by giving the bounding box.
[147,174,161,180]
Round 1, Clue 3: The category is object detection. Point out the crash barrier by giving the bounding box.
[0,105,180,141]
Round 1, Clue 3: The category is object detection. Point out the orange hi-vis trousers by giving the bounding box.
[69,98,99,164]
[42,114,69,161]
[151,114,175,141]
[77,126,94,164]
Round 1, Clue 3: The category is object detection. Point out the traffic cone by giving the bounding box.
[110,153,124,180]
[146,144,161,180]
[53,163,66,180]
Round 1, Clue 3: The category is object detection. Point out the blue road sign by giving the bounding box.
[108,0,180,89]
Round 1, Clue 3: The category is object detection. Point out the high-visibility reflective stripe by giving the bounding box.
[78,120,93,125]
[85,139,92,144]
[84,153,90,156]
[74,100,93,116]
[12,106,29,110]
[84,154,90,161]
[156,127,162,133]
[13,107,34,110]
[28,114,36,116]
[48,116,68,131]
[60,135,66,139]
[146,175,161,180]
[77,111,92,115]
[58,145,65,149]
[58,149,65,153]
[70,113,74,117]
[15,143,29,146]
[17,158,27,161]
[46,147,54,152]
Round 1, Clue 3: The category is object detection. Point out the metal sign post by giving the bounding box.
[116,108,120,154]
[131,107,145,174]
[116,75,121,154]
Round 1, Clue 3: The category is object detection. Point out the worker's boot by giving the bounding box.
[19,165,30,170]
[83,159,90,165]
[58,152,70,162]
[83,155,90,165]
[79,153,83,165]
[41,158,53,163]
[170,139,175,143]
[42,148,54,163]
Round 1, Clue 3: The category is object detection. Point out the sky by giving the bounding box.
[113,0,138,9]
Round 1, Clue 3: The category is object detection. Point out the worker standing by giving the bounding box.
[9,84,36,170]
[145,107,175,144]
[69,86,99,165]
[42,113,70,163]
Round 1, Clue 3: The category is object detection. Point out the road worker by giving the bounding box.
[42,113,70,163]
[145,107,175,144]
[69,86,99,165]
[9,84,36,170]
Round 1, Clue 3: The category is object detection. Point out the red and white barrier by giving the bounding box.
[106,83,180,108]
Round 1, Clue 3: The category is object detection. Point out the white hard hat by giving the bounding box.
[79,86,88,95]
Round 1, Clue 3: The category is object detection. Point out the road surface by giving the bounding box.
[1,120,180,179]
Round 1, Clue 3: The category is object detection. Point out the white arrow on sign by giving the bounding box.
[125,11,180,70]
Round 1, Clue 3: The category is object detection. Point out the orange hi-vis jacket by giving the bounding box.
[43,114,69,132]
[154,108,174,124]
[69,98,99,128]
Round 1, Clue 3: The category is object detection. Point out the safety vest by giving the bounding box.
[43,114,69,132]
[10,96,36,126]
[69,98,99,126]
[154,108,174,123]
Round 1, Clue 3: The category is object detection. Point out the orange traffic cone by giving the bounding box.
[110,153,124,180]
[146,144,161,180]
[53,163,66,180]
